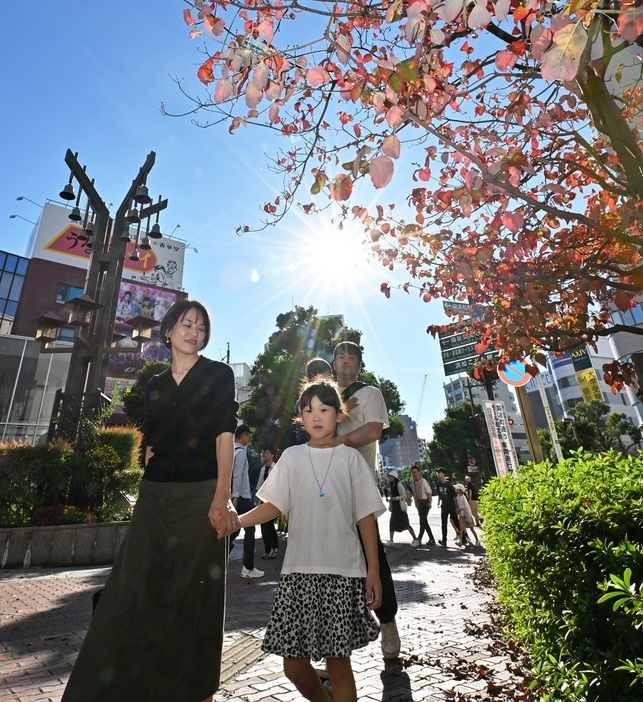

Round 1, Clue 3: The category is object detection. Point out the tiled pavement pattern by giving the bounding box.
[1,509,530,701]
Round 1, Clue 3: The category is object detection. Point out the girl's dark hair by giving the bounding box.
[298,380,346,416]
[160,300,211,350]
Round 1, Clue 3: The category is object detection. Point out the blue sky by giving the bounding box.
[1,2,455,440]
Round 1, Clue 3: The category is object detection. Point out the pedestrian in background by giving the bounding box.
[231,424,264,578]
[387,469,420,546]
[409,465,436,546]
[256,447,280,559]
[228,380,385,702]
[465,475,482,527]
[455,484,480,546]
[62,299,240,702]
[436,467,461,547]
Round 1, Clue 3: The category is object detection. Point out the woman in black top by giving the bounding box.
[63,300,240,702]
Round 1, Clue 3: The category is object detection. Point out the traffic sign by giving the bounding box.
[497,360,532,387]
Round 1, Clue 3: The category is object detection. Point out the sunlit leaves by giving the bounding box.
[369,155,395,188]
[541,23,589,82]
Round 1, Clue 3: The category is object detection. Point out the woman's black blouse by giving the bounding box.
[142,356,239,482]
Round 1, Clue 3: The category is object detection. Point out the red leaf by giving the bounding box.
[183,8,196,26]
[614,291,633,312]
[329,174,353,201]
[380,282,391,299]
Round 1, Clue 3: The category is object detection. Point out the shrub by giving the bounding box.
[480,450,643,700]
[0,426,142,527]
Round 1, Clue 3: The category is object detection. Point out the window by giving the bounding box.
[55,284,84,305]
[633,304,643,324]
[56,326,75,343]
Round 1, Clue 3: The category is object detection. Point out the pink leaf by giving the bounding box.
[381,134,401,158]
[618,6,643,42]
[307,66,331,86]
[269,104,280,124]
[493,0,510,21]
[529,25,552,61]
[502,211,524,232]
[245,82,263,109]
[257,19,274,44]
[468,0,491,28]
[214,79,233,103]
[385,105,405,128]
[183,8,196,26]
[443,0,465,22]
[495,50,518,72]
[540,23,588,82]
[189,29,202,39]
[252,62,270,90]
[369,155,395,189]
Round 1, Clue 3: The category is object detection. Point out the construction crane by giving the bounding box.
[416,374,428,424]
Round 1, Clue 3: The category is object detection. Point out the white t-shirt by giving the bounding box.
[257,443,386,577]
[336,385,389,471]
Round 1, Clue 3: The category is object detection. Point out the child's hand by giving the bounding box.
[365,572,382,611]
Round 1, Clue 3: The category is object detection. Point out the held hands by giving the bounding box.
[208,496,240,539]
[365,571,382,611]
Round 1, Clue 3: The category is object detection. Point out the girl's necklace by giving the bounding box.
[308,445,335,498]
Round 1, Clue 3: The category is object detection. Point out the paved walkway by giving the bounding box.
[0,509,529,701]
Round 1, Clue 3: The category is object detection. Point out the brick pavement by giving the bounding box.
[0,509,526,701]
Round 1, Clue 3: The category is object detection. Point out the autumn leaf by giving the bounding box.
[617,4,643,42]
[540,23,588,82]
[329,174,353,201]
[307,66,331,86]
[369,155,395,188]
[214,78,233,102]
[197,58,215,85]
[614,291,633,312]
[468,0,492,29]
[381,134,401,159]
[183,8,196,26]
[380,282,392,298]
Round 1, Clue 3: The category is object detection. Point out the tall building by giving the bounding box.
[380,414,422,467]
[523,339,637,427]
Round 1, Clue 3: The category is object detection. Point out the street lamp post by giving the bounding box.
[46,149,168,440]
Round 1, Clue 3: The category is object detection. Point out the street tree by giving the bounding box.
[538,399,642,458]
[122,360,170,428]
[239,305,405,451]
[176,0,643,385]
[427,401,482,476]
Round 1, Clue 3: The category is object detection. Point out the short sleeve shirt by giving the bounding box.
[336,385,389,471]
[257,444,386,577]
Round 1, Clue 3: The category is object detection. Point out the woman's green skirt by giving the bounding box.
[62,479,227,702]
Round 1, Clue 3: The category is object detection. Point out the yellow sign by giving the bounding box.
[576,368,603,403]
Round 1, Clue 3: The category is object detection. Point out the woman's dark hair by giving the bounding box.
[160,300,211,350]
[298,380,346,416]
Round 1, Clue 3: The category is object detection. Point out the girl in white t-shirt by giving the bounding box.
[238,380,385,702]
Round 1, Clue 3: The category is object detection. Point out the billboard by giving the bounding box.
[115,281,178,325]
[29,203,185,289]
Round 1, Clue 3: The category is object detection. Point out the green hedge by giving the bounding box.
[480,451,643,700]
[0,426,143,527]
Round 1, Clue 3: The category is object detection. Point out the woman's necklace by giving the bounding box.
[308,445,335,498]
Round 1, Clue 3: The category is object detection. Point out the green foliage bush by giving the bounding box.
[0,426,142,527]
[480,450,643,700]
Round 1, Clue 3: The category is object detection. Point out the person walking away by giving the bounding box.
[387,470,419,545]
[62,300,240,702]
[226,380,385,702]
[409,465,436,545]
[436,467,461,547]
[333,340,402,660]
[256,447,280,558]
[454,483,480,546]
[465,475,482,527]
[230,424,264,578]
